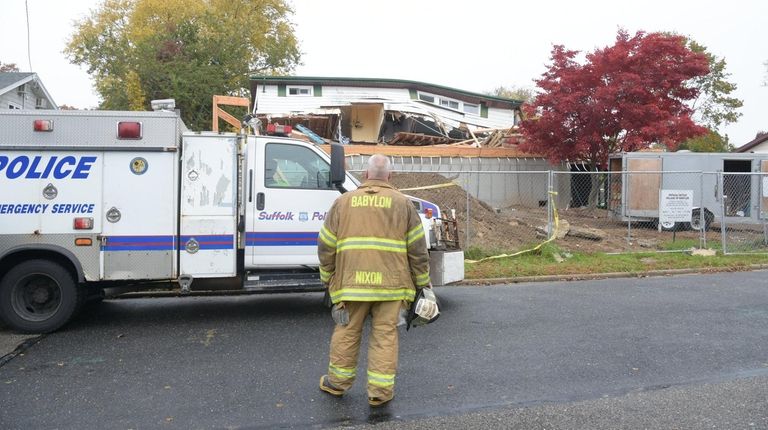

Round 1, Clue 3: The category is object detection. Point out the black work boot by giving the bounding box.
[319,375,344,397]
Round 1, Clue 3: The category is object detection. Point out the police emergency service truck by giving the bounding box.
[0,106,463,333]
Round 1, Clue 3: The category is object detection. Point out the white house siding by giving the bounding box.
[1,87,50,110]
[486,108,517,129]
[745,141,768,153]
[1,92,24,109]
[255,84,517,130]
[254,85,409,114]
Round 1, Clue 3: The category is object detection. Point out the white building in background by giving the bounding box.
[0,72,57,110]
[249,76,522,144]
[737,132,768,153]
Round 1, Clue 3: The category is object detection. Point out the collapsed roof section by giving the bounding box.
[249,76,524,148]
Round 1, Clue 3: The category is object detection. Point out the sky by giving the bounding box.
[3,0,766,148]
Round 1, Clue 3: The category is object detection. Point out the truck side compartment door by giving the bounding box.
[179,135,237,277]
[102,152,176,280]
[247,139,340,267]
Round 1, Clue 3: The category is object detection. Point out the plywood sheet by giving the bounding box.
[350,104,384,143]
[627,158,661,211]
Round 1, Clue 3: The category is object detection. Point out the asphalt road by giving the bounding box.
[1,271,768,429]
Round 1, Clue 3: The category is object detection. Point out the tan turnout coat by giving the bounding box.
[318,179,430,303]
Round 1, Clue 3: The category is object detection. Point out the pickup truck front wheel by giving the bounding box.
[0,259,82,333]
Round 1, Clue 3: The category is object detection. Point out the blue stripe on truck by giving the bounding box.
[102,235,175,251]
[179,235,234,250]
[102,235,234,251]
[246,231,318,247]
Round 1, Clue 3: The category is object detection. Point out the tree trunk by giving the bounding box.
[587,171,607,209]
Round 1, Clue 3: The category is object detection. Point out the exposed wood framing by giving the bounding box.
[257,115,337,140]
[212,95,250,132]
[387,132,460,146]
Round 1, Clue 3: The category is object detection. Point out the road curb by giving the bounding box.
[457,264,768,286]
[106,264,768,298]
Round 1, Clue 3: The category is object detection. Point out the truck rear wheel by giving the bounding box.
[0,259,83,333]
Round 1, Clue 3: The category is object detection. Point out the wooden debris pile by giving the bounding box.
[431,127,523,148]
[387,132,459,146]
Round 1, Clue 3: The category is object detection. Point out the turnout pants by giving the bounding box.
[326,300,401,400]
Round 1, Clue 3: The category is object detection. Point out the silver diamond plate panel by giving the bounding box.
[0,233,100,281]
[104,251,173,280]
[0,110,182,150]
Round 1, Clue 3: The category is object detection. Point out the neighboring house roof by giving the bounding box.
[736,132,768,153]
[0,72,35,91]
[250,75,522,110]
[0,72,57,109]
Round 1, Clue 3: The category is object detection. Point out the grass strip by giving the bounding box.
[464,243,768,279]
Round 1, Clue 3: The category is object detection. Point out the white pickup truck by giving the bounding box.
[0,106,463,333]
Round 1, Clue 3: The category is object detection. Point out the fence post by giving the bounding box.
[465,173,471,248]
[720,172,727,254]
[626,170,632,244]
[700,172,705,249]
[476,158,482,210]
[547,171,554,240]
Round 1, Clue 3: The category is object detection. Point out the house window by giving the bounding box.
[418,93,435,103]
[36,98,45,108]
[439,98,460,110]
[463,103,479,115]
[8,102,21,110]
[417,91,468,113]
[287,86,312,96]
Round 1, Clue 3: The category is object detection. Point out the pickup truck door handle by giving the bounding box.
[256,192,265,210]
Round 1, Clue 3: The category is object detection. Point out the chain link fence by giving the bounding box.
[347,155,768,256]
[720,172,768,254]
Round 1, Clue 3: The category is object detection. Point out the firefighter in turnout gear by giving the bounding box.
[317,154,431,407]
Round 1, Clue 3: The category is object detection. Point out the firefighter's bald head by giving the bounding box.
[365,154,391,181]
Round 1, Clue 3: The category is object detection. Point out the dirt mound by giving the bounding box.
[391,173,704,254]
[391,173,537,250]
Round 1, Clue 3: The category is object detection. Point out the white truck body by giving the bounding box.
[0,109,462,332]
[608,151,768,229]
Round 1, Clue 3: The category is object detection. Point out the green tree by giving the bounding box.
[488,85,534,103]
[66,0,300,130]
[678,130,734,152]
[685,39,743,131]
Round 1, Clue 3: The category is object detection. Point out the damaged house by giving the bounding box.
[249,76,523,147]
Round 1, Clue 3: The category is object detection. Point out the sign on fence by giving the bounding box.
[659,189,693,229]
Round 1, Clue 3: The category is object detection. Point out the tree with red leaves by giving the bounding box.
[520,30,710,171]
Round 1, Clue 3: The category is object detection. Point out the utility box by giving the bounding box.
[429,250,464,286]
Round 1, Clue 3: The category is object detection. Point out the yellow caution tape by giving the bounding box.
[399,182,459,191]
[465,191,559,264]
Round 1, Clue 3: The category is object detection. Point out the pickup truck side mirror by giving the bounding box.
[330,143,346,192]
